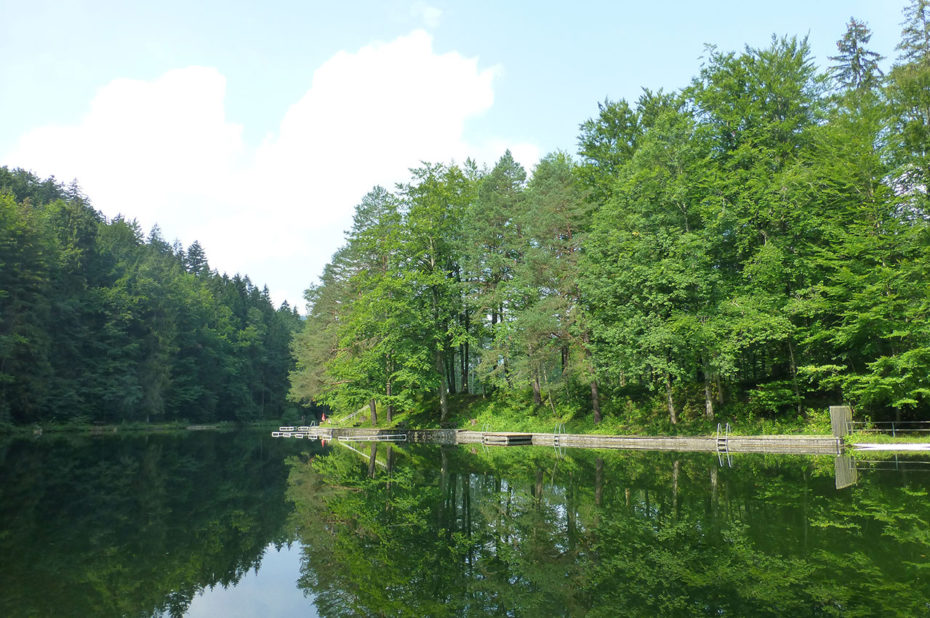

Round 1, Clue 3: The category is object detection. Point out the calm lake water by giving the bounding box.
[1,430,929,617]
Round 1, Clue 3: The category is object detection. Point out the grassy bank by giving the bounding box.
[845,431,930,445]
[324,393,836,437]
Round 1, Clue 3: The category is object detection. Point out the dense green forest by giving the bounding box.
[0,167,302,425]
[290,11,930,426]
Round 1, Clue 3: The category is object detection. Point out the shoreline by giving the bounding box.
[0,420,281,436]
[291,426,930,454]
[287,426,846,455]
[8,422,929,454]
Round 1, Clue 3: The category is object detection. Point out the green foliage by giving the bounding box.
[0,167,302,424]
[829,18,884,90]
[284,9,929,429]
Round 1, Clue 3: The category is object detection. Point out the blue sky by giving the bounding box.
[1,0,907,309]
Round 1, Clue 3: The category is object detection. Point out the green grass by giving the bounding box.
[845,431,930,445]
[325,393,836,437]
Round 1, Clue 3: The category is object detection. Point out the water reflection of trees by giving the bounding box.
[289,445,930,617]
[0,432,309,617]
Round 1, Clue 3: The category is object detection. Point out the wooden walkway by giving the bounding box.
[457,431,840,454]
[278,427,842,455]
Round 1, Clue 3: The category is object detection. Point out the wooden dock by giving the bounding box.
[457,431,840,454]
[276,427,842,455]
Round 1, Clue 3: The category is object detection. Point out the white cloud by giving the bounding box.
[3,31,539,310]
[8,67,245,230]
[247,30,498,228]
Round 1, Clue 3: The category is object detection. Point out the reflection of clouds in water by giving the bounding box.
[185,543,317,618]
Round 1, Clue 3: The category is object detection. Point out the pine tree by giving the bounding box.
[185,240,209,275]
[829,18,884,90]
[888,0,930,213]
[897,0,930,65]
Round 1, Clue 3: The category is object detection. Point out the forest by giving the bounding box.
[2,8,929,429]
[0,167,302,425]
[289,11,930,427]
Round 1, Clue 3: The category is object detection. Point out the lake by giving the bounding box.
[1,431,928,616]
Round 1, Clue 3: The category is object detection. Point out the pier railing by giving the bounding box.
[847,420,930,438]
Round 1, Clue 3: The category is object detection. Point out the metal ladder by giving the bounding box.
[716,422,732,468]
[553,423,565,458]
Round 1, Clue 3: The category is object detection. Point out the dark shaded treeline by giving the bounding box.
[290,10,930,425]
[0,167,303,424]
[289,444,930,616]
[0,431,316,617]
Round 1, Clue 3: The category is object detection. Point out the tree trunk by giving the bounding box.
[581,329,602,424]
[385,445,394,507]
[499,303,512,387]
[704,376,714,420]
[566,473,577,551]
[534,467,543,506]
[446,350,457,395]
[369,398,377,426]
[665,372,678,424]
[532,373,542,406]
[386,378,393,424]
[461,339,469,394]
[368,443,377,478]
[440,379,448,423]
[463,472,472,540]
[591,378,602,424]
[787,338,802,415]
[436,350,449,423]
[441,448,449,495]
[703,359,714,420]
[386,355,394,423]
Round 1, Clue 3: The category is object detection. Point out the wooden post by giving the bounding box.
[830,406,852,438]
